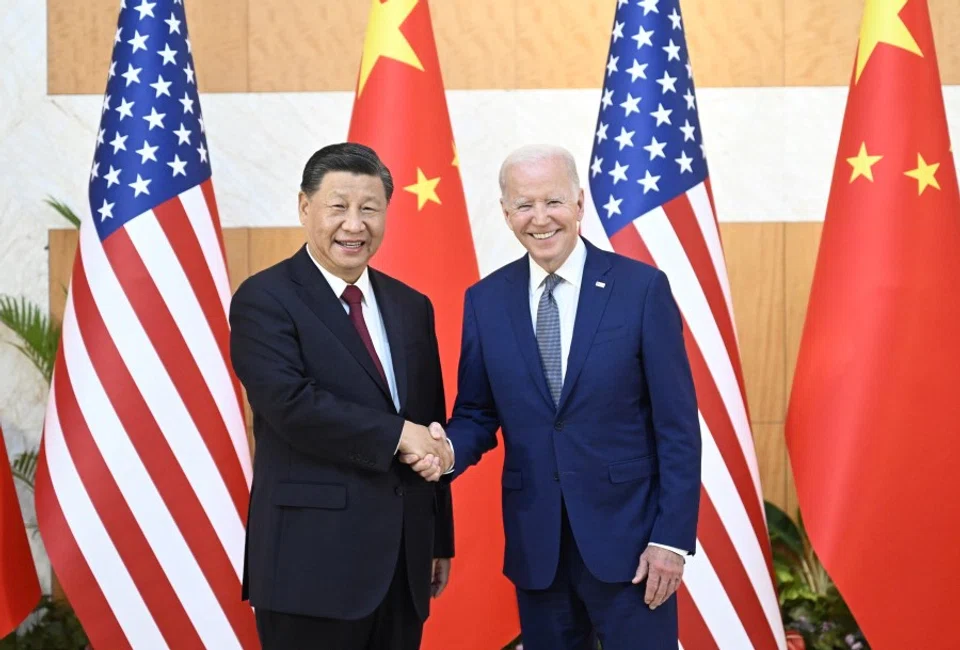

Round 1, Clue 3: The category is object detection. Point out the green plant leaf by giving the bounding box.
[765,500,804,555]
[43,197,81,228]
[12,449,39,491]
[0,295,60,384]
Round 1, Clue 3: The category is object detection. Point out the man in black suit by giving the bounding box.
[230,143,455,650]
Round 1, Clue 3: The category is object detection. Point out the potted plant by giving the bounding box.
[765,501,867,650]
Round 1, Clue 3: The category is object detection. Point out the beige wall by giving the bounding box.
[49,224,822,514]
[47,0,960,94]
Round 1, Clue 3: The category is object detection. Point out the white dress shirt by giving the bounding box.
[307,247,401,413]
[528,238,687,559]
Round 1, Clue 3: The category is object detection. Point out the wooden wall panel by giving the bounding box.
[183,0,249,92]
[432,0,516,89]
[786,0,960,86]
[47,0,116,94]
[221,228,250,293]
[784,222,822,397]
[48,0,248,94]
[248,0,367,92]
[48,229,78,324]
[249,0,517,92]
[247,227,305,275]
[683,0,785,87]
[47,0,960,92]
[753,424,787,511]
[515,0,612,89]
[721,223,786,423]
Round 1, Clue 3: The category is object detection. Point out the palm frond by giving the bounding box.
[0,295,60,383]
[11,449,39,491]
[43,196,81,227]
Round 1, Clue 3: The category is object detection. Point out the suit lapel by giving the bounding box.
[506,258,555,409]
[370,269,408,413]
[289,247,393,404]
[557,241,614,412]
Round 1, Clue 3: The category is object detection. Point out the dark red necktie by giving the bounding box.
[341,285,387,383]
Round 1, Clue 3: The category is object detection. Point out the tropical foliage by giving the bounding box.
[766,501,867,650]
[1,199,87,647]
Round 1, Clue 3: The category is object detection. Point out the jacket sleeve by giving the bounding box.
[229,281,404,473]
[641,270,702,554]
[446,288,502,480]
[423,297,455,558]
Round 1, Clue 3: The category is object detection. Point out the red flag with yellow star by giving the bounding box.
[786,1,960,647]
[347,1,519,648]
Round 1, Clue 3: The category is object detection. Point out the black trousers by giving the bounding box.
[255,537,423,650]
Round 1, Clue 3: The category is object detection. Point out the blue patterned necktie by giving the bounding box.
[536,274,563,407]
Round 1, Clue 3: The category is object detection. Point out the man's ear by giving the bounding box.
[298,191,309,226]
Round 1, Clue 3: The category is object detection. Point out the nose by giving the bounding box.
[341,208,364,233]
[532,201,551,225]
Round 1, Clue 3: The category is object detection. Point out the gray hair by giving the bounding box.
[498,144,581,197]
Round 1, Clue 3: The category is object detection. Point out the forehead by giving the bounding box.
[315,171,385,199]
[503,157,572,198]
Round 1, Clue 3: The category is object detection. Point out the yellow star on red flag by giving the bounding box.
[904,153,940,195]
[404,168,442,210]
[847,142,883,182]
[855,0,922,83]
[357,0,424,96]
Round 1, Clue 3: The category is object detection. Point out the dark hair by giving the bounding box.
[300,142,394,201]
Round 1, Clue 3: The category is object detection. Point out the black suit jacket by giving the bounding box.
[229,246,454,622]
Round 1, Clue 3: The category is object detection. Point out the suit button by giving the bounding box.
[554,420,564,431]
[395,486,404,496]
[553,472,560,481]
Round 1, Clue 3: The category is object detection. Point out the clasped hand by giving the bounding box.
[397,422,451,482]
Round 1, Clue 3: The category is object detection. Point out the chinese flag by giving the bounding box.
[347,1,519,648]
[786,1,960,648]
[0,426,40,637]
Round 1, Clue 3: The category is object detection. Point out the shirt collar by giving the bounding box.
[306,245,373,304]
[529,236,587,292]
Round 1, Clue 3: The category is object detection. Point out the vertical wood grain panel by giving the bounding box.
[248,0,368,92]
[931,0,960,85]
[48,0,247,94]
[683,0,785,87]
[247,227,306,275]
[515,0,613,89]
[221,227,249,293]
[47,0,116,94]
[48,229,78,325]
[720,223,786,423]
[784,0,859,87]
[786,0,960,86]
[432,0,516,89]
[752,423,787,511]
[183,0,248,92]
[784,222,822,397]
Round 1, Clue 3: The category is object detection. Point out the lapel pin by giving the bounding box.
[596,281,606,288]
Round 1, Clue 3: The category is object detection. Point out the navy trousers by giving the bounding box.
[515,503,678,650]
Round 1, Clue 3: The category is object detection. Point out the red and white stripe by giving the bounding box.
[584,179,787,650]
[35,180,258,650]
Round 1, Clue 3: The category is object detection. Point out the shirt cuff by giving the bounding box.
[443,438,455,474]
[648,542,688,557]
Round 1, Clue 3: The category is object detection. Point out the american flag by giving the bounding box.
[34,1,258,648]
[587,1,786,648]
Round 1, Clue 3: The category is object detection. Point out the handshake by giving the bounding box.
[397,421,452,482]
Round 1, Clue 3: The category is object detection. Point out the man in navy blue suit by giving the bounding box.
[404,145,701,650]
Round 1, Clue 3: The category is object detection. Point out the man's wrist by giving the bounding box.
[443,438,455,474]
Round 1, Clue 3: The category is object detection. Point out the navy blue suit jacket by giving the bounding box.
[446,238,700,590]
